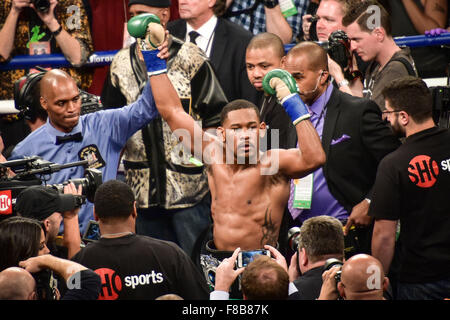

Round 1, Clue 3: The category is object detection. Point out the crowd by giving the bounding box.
[0,0,449,301]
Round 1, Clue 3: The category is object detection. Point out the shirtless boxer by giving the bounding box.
[131,15,325,293]
[149,70,325,251]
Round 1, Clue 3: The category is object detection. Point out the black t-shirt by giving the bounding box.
[71,234,209,300]
[369,127,450,283]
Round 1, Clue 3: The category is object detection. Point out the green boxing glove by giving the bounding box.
[127,13,167,75]
[262,69,310,125]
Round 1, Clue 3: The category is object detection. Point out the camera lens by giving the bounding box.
[32,0,51,13]
[287,226,301,252]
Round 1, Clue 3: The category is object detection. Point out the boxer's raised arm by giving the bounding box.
[262,69,325,178]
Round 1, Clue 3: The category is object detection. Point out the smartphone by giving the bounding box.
[236,249,271,268]
[82,220,100,243]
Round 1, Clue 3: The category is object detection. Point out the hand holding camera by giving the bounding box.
[317,258,343,300]
[214,248,245,292]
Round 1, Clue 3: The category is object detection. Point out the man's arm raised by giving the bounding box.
[262,69,325,178]
[128,14,217,161]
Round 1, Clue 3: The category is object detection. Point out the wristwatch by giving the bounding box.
[51,25,63,37]
[262,0,279,8]
[338,79,349,88]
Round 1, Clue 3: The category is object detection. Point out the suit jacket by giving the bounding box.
[322,87,401,212]
[168,17,259,105]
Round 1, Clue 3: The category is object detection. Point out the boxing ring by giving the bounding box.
[1,33,449,113]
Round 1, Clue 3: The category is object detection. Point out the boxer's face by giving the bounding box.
[220,108,265,162]
[246,46,282,91]
[315,0,345,41]
[40,77,81,133]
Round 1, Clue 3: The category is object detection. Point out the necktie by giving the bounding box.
[55,132,83,145]
[189,30,200,45]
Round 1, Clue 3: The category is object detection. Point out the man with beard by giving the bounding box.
[370,76,450,300]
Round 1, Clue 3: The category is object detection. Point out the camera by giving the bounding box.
[287,226,301,252]
[236,250,270,268]
[49,168,102,203]
[0,157,102,220]
[32,0,51,13]
[327,30,352,72]
[431,85,450,129]
[323,258,343,284]
[309,15,319,41]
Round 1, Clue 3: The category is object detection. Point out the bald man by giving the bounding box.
[10,69,159,234]
[319,254,389,300]
[338,254,389,300]
[0,267,36,300]
[283,42,400,257]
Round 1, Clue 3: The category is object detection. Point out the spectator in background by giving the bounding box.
[245,32,297,150]
[0,254,101,300]
[0,0,94,155]
[289,216,345,300]
[168,0,260,104]
[0,216,60,300]
[370,76,450,300]
[388,0,448,78]
[341,0,417,111]
[318,254,389,300]
[282,42,400,257]
[300,0,365,97]
[0,216,50,272]
[71,180,210,300]
[210,246,290,300]
[0,267,37,300]
[224,0,309,44]
[15,183,83,259]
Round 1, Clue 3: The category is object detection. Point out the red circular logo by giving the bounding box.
[408,155,439,188]
[95,268,122,300]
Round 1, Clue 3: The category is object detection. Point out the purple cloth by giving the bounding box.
[288,85,348,223]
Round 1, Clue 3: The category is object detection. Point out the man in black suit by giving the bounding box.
[283,42,400,257]
[167,0,259,104]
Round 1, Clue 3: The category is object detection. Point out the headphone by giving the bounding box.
[13,68,47,122]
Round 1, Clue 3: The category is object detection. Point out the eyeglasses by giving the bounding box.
[382,110,402,115]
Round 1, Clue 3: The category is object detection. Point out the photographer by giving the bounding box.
[0,0,94,161]
[318,254,389,300]
[301,0,365,96]
[210,246,292,300]
[341,0,417,111]
[288,216,345,300]
[15,182,83,259]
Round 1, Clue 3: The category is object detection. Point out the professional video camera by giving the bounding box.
[0,157,102,219]
[8,67,104,122]
[32,0,51,13]
[430,70,450,129]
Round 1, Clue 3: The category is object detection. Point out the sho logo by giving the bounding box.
[408,155,439,188]
[95,268,122,300]
[0,191,12,215]
[124,271,164,289]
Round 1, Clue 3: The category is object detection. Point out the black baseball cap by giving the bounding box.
[128,0,171,8]
[15,186,77,221]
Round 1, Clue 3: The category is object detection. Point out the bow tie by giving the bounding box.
[55,132,83,145]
